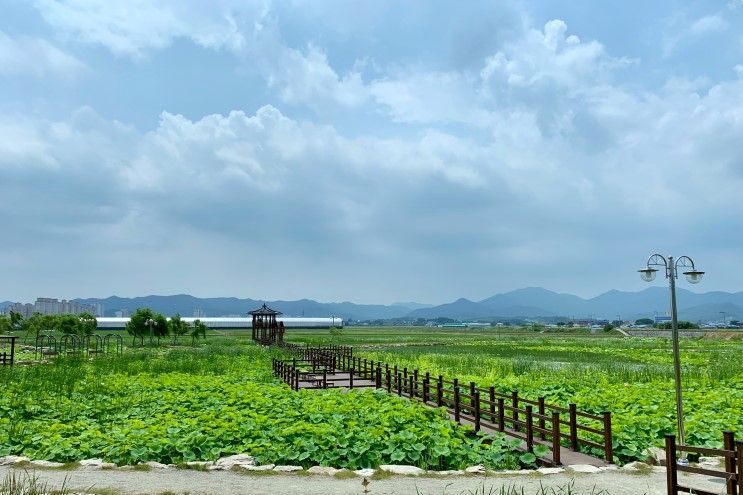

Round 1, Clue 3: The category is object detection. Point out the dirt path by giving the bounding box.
[0,465,729,495]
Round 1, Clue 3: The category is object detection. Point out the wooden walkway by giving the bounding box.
[273,350,612,468]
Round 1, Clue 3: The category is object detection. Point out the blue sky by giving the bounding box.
[1,0,742,304]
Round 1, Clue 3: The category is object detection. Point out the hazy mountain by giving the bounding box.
[73,295,413,320]
[409,288,743,321]
[479,287,585,316]
[19,288,740,322]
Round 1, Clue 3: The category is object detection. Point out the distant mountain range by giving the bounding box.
[2,288,741,322]
[406,287,743,322]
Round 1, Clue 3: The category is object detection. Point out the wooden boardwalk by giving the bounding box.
[274,352,611,467]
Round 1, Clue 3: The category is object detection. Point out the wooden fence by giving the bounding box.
[665,432,742,495]
[273,345,613,466]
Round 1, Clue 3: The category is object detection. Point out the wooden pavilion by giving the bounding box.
[249,304,285,345]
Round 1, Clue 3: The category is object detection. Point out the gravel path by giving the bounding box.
[0,465,730,495]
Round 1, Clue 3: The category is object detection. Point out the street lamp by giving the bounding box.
[146,318,155,347]
[638,254,704,464]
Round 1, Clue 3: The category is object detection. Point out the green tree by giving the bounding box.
[126,308,168,346]
[22,313,46,341]
[190,319,208,344]
[56,314,80,335]
[634,318,654,326]
[9,311,23,331]
[169,314,190,344]
[0,315,10,334]
[78,312,97,337]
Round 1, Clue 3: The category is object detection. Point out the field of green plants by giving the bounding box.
[0,339,529,470]
[286,327,743,462]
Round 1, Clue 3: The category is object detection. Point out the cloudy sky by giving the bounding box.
[1,0,742,305]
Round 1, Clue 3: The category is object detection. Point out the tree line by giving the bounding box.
[0,308,208,345]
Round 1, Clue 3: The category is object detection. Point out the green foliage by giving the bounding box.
[0,344,526,470]
[190,319,208,344]
[126,308,168,345]
[77,312,97,337]
[634,318,653,326]
[0,315,9,334]
[169,314,189,344]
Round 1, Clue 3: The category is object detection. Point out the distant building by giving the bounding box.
[3,303,35,318]
[34,297,100,316]
[654,315,672,325]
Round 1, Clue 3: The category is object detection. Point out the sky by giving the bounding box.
[1,0,742,305]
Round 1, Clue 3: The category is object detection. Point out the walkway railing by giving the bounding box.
[274,345,613,466]
[665,432,741,495]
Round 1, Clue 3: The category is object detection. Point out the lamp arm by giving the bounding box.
[675,255,696,271]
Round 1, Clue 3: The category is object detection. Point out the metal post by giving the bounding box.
[668,256,687,462]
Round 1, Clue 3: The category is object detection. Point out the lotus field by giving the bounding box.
[0,340,528,470]
[1,327,740,470]
[286,327,743,463]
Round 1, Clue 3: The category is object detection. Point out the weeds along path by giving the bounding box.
[0,465,720,495]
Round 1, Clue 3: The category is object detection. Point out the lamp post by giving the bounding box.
[146,318,155,348]
[638,254,704,464]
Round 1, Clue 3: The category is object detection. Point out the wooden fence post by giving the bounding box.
[413,369,419,398]
[397,372,402,396]
[603,411,613,463]
[525,405,534,452]
[722,431,736,495]
[423,373,430,404]
[386,368,392,393]
[665,435,678,495]
[736,441,743,494]
[437,376,443,407]
[409,375,415,399]
[469,382,476,416]
[569,404,578,451]
[512,391,519,431]
[497,398,505,431]
[349,367,354,389]
[376,366,382,388]
[489,387,496,423]
[538,397,546,440]
[323,369,327,389]
[453,379,460,423]
[473,392,481,432]
[294,369,299,391]
[552,411,561,465]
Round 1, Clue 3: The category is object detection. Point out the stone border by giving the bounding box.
[2,455,653,478]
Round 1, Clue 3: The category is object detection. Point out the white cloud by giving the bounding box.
[33,0,260,57]
[690,14,729,34]
[0,30,84,77]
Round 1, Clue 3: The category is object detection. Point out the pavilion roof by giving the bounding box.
[248,303,282,316]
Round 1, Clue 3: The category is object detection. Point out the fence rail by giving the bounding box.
[665,432,741,495]
[273,345,613,466]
